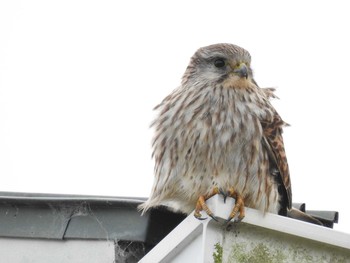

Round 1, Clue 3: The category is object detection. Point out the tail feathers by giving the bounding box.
[287,207,323,226]
[138,201,151,216]
[137,197,162,215]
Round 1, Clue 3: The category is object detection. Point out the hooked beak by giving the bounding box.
[232,63,248,79]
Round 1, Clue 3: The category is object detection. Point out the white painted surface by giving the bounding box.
[139,195,350,262]
[139,213,203,263]
[0,238,115,263]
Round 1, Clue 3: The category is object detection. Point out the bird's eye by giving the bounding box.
[214,59,226,68]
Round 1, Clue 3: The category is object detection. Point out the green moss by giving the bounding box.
[229,243,285,263]
[227,242,349,263]
[213,242,223,263]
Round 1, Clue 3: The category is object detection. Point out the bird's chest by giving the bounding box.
[175,97,265,171]
[154,87,273,178]
[187,97,261,145]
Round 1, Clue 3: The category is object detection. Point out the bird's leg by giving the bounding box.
[194,187,219,221]
[226,187,245,222]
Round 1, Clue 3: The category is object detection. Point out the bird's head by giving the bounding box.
[182,43,255,89]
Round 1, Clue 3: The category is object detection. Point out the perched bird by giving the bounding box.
[139,43,320,224]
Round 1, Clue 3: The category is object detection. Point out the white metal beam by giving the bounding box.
[139,195,350,262]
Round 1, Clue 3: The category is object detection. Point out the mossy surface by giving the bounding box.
[229,243,285,263]
[221,223,350,263]
[213,242,223,263]
[227,242,349,263]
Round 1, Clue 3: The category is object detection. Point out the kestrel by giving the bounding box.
[139,43,320,224]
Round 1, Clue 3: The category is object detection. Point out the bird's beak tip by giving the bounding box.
[233,63,248,79]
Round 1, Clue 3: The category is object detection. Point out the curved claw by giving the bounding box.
[194,212,217,222]
[234,217,243,223]
[226,216,243,224]
[226,188,245,222]
[194,212,208,220]
[219,188,228,203]
[209,215,219,222]
[227,214,243,223]
[194,190,220,222]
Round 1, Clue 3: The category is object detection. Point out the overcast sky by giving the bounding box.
[1,1,350,233]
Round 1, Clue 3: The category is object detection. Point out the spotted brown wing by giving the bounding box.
[261,115,292,213]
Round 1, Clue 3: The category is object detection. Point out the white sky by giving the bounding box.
[1,1,350,234]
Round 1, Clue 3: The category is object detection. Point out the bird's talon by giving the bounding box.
[210,215,219,222]
[234,218,242,223]
[194,211,202,218]
[219,188,227,203]
[219,188,226,196]
[194,189,220,222]
[194,211,208,220]
[226,188,245,222]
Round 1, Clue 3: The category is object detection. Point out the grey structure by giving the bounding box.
[0,192,339,262]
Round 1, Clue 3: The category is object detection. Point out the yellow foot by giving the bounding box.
[193,187,245,222]
[226,187,245,222]
[194,187,219,221]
